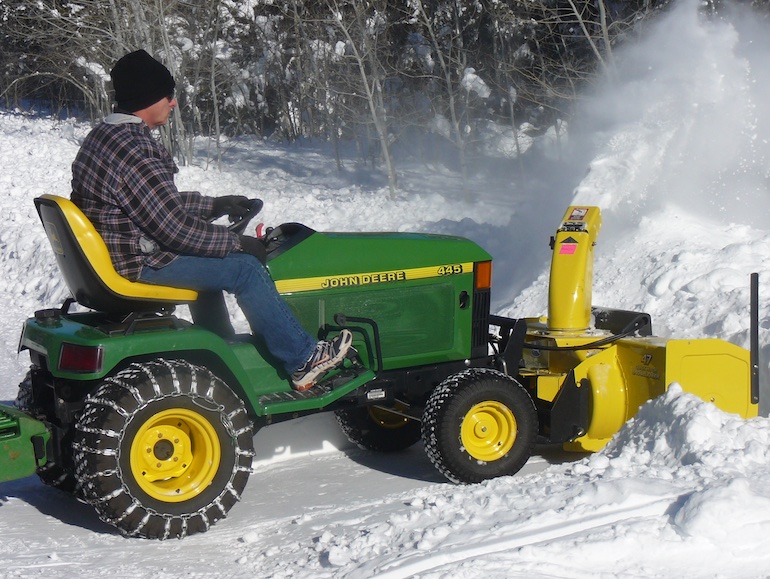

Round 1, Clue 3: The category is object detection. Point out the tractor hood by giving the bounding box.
[266,225,492,295]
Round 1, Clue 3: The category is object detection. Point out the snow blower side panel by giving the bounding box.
[561,336,757,452]
[665,338,757,418]
[610,336,756,419]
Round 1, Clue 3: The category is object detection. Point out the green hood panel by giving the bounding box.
[266,228,492,370]
[267,230,491,295]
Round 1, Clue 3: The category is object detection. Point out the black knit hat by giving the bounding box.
[110,50,176,112]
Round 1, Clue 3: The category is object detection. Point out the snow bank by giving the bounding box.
[249,388,770,578]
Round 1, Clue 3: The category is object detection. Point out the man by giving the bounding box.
[70,49,351,391]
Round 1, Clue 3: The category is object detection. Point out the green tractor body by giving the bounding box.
[18,224,492,420]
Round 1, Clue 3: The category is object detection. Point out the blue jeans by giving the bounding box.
[139,253,316,374]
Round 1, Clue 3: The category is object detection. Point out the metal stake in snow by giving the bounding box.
[751,272,760,407]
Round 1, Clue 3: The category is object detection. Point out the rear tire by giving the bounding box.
[336,403,422,452]
[73,359,254,539]
[422,368,537,484]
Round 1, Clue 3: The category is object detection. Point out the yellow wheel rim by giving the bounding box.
[461,401,517,462]
[129,408,221,503]
[368,403,409,429]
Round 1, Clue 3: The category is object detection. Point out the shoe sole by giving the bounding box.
[292,330,354,391]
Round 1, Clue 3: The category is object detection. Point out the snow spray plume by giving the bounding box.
[570,0,770,235]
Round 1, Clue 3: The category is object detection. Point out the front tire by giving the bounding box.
[422,368,537,484]
[73,359,254,539]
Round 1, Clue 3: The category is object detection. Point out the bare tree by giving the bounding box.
[320,0,398,197]
[406,0,483,185]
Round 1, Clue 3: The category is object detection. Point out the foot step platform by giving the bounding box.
[258,366,375,416]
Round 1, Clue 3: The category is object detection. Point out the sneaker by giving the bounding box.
[291,329,354,391]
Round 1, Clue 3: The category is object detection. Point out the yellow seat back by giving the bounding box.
[35,194,197,313]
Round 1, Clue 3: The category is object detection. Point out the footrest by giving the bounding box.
[258,384,329,405]
[258,367,376,416]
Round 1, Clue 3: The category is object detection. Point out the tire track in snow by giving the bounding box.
[352,495,678,579]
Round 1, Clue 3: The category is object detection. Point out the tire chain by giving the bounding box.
[72,359,254,539]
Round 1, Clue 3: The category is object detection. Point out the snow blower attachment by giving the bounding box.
[0,198,760,538]
[496,206,759,452]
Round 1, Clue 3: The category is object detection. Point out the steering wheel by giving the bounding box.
[226,198,264,235]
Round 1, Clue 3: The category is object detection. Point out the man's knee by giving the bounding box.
[227,253,268,292]
[230,252,262,269]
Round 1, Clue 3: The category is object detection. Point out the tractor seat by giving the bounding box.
[35,194,198,314]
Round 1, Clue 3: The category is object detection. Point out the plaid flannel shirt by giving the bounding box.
[71,114,239,281]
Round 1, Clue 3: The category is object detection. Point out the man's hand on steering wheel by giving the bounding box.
[212,195,252,221]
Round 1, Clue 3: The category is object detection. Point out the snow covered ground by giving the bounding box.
[2,1,770,576]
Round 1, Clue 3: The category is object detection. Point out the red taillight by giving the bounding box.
[58,343,104,373]
[475,261,492,290]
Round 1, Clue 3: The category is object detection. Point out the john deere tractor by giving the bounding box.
[0,198,759,539]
